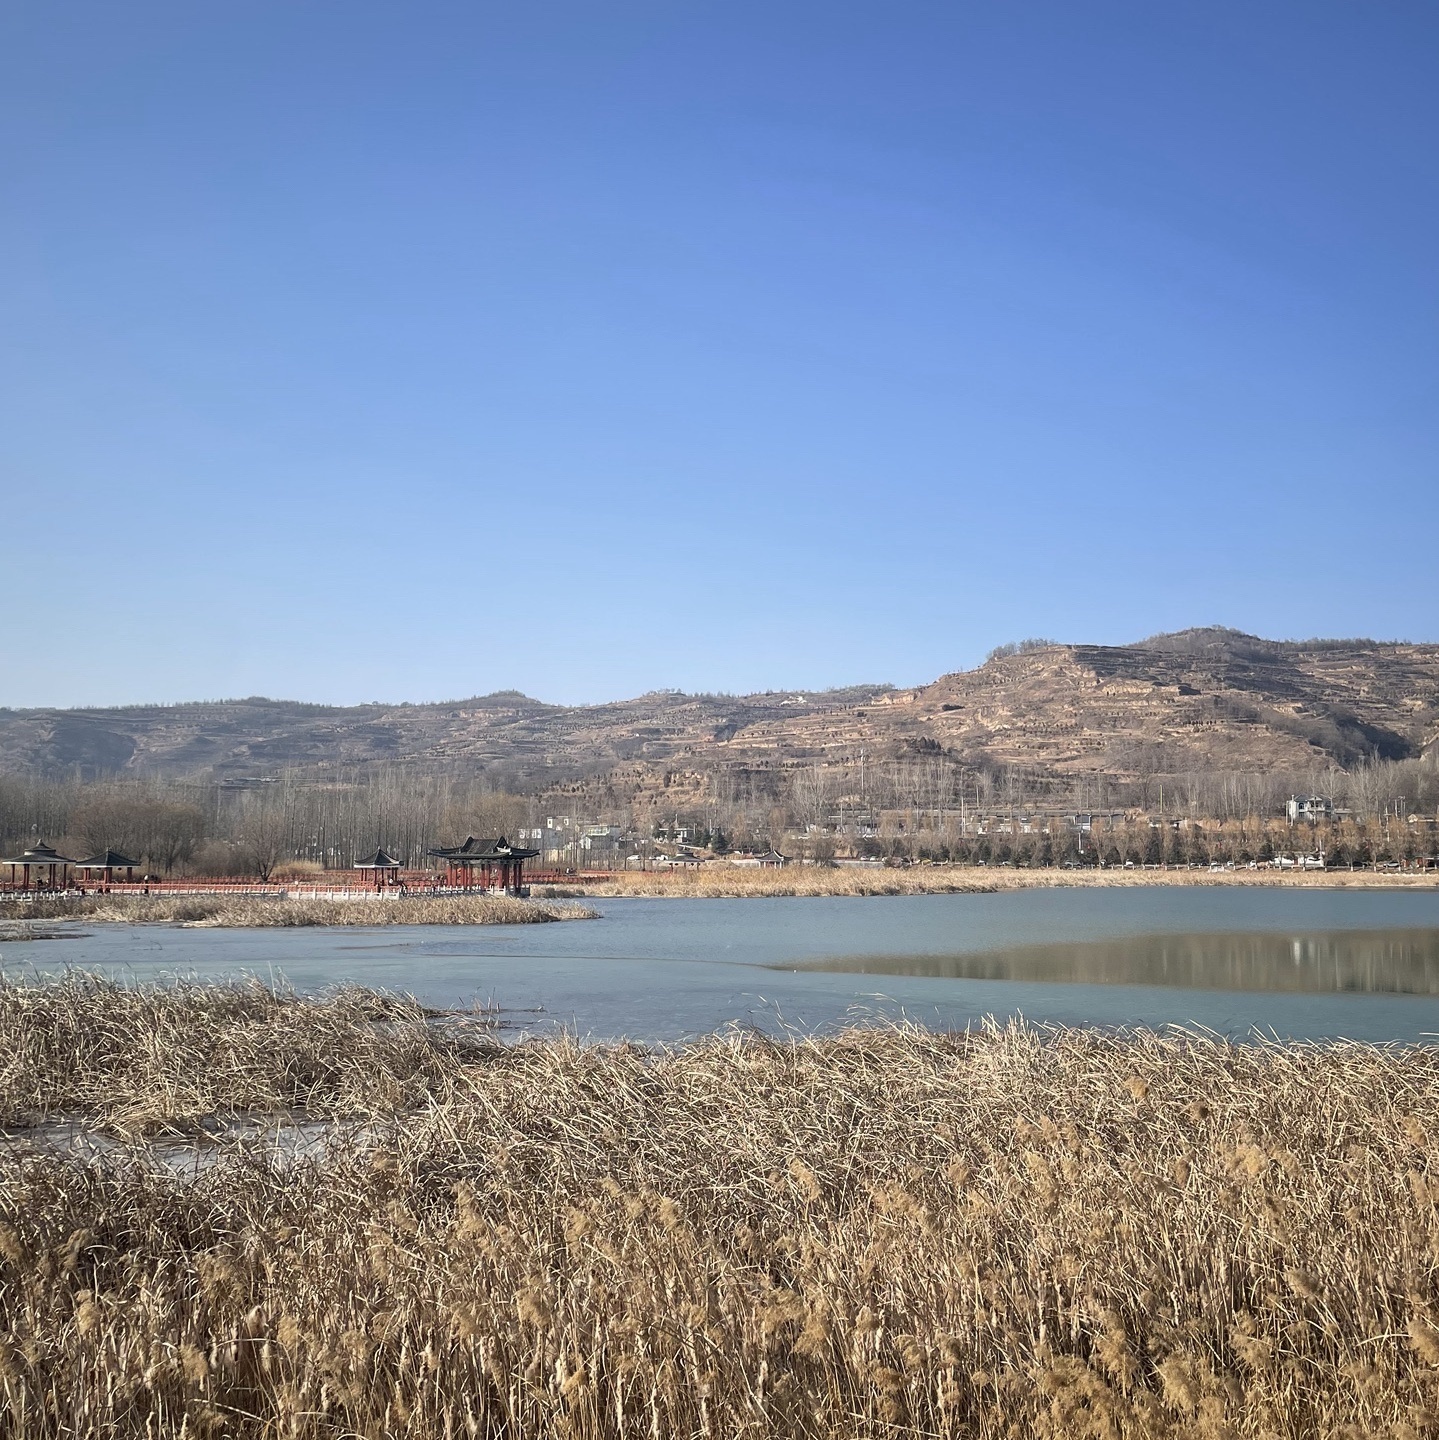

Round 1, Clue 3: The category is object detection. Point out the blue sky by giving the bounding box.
[2,2,1435,707]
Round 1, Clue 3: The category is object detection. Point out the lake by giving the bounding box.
[6,886,1439,1042]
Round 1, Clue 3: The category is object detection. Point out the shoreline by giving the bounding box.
[538,864,1439,899]
[0,868,1431,928]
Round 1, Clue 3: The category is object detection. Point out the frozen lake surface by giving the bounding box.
[6,886,1439,1042]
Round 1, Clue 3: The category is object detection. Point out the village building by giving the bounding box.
[655,849,706,869]
[521,821,625,867]
[726,848,789,868]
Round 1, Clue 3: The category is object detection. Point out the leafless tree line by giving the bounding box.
[1,748,1434,876]
[0,777,207,874]
[686,750,1439,856]
[0,769,542,879]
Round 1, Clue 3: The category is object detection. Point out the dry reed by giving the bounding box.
[2,978,1439,1436]
[552,865,1438,899]
[0,893,597,926]
[0,975,497,1135]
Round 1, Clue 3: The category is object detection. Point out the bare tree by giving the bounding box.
[234,796,291,881]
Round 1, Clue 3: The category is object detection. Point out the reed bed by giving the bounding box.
[542,868,998,898]
[3,980,1439,1436]
[0,975,499,1135]
[554,865,1437,899]
[0,893,597,926]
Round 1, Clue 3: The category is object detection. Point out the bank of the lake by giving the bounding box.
[8,887,1439,1043]
[543,863,1439,899]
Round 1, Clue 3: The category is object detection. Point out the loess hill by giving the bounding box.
[1,629,1437,790]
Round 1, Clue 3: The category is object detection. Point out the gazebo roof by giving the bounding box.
[355,848,402,869]
[1,842,77,866]
[74,849,141,870]
[428,835,540,862]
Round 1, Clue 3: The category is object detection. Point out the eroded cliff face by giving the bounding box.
[908,634,1439,782]
[1,631,1435,790]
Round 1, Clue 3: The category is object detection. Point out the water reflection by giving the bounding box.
[789,929,1439,995]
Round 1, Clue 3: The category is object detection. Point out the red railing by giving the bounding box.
[0,868,628,899]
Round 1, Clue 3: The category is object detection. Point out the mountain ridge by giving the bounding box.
[2,630,1436,789]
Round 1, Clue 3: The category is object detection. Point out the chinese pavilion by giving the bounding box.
[354,847,403,890]
[74,849,141,891]
[1,842,77,891]
[427,836,538,895]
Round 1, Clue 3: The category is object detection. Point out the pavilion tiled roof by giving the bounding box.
[427,835,539,861]
[74,849,141,870]
[355,848,402,868]
[0,841,77,866]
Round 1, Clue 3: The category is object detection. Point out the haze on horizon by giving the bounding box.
[0,626,1429,718]
[2,2,1436,711]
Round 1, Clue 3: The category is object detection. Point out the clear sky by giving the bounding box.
[2,2,1435,708]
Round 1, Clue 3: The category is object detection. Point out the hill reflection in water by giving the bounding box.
[790,929,1439,995]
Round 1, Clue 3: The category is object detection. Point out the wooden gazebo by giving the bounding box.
[427,836,538,896]
[354,847,403,891]
[74,849,141,891]
[1,842,77,891]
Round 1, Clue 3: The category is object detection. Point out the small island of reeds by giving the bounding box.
[0,893,596,927]
[2,975,1438,1437]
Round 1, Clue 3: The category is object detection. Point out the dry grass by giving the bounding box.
[269,859,327,880]
[0,974,498,1136]
[551,864,1439,899]
[0,893,597,926]
[3,978,1439,1436]
[546,867,997,898]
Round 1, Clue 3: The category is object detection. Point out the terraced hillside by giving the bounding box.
[1,630,1435,790]
[902,630,1439,781]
